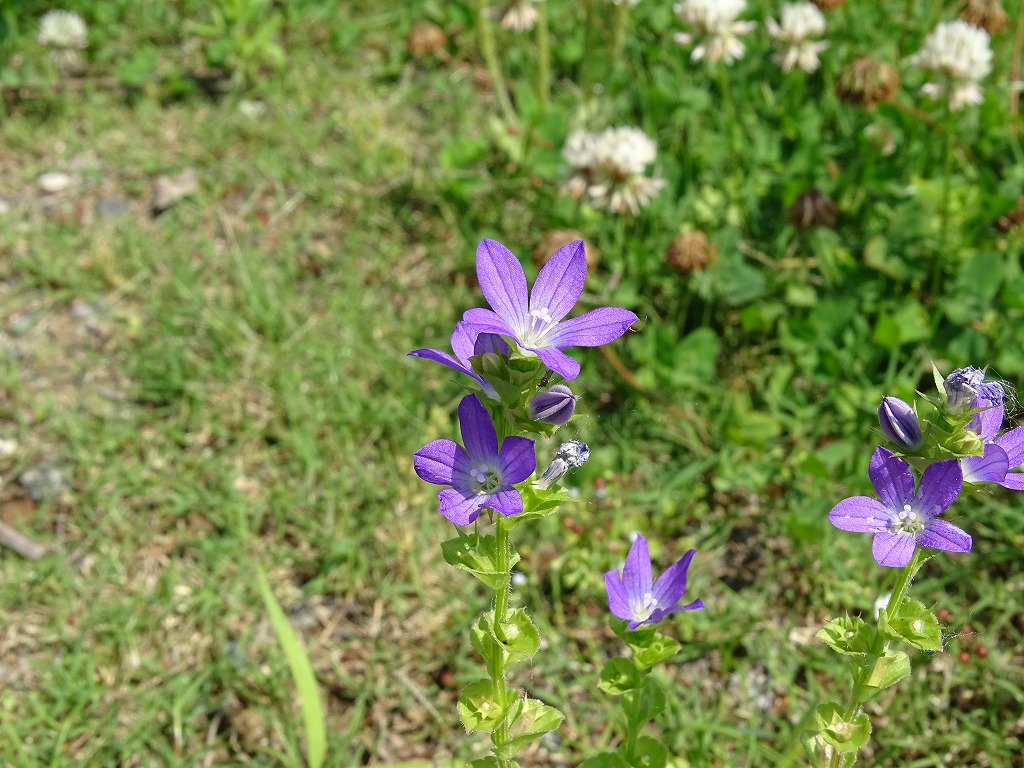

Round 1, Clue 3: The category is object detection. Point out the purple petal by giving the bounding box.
[476,239,529,330]
[413,439,464,485]
[651,549,697,610]
[622,535,653,603]
[484,486,525,518]
[438,487,485,526]
[604,571,632,621]
[498,435,537,484]
[408,347,472,375]
[450,323,478,365]
[828,496,892,533]
[918,459,963,516]
[462,307,517,339]
[961,444,1009,484]
[869,445,895,474]
[995,426,1024,470]
[868,449,915,511]
[530,241,587,323]
[533,346,581,381]
[999,472,1024,490]
[546,307,639,349]
[411,334,500,400]
[475,333,510,356]
[651,598,705,622]
[458,395,499,461]
[969,398,1004,441]
[872,532,917,568]
[918,518,972,554]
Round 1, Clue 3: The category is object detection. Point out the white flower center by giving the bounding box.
[630,591,659,622]
[522,307,555,347]
[891,502,924,535]
[470,463,501,494]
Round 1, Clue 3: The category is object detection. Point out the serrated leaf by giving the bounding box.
[599,658,642,695]
[882,599,943,651]
[441,534,520,590]
[817,616,876,657]
[494,698,564,758]
[815,702,871,753]
[458,679,507,732]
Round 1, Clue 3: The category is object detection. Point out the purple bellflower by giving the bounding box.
[877,396,923,451]
[408,322,510,400]
[605,534,704,629]
[961,394,1024,490]
[462,239,638,381]
[943,366,1003,413]
[414,394,536,525]
[829,446,969,568]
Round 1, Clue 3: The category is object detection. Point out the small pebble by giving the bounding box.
[37,172,75,194]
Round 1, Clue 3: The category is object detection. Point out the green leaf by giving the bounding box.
[881,599,943,651]
[441,534,520,590]
[458,679,507,732]
[580,754,631,768]
[815,702,871,753]
[469,760,501,768]
[494,698,564,758]
[853,649,911,697]
[599,658,642,695]
[802,730,859,766]
[506,484,576,529]
[632,634,682,670]
[817,616,875,658]
[630,736,668,768]
[501,609,541,666]
[255,571,326,768]
[624,678,667,723]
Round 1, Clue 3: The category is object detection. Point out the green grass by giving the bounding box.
[0,1,1023,766]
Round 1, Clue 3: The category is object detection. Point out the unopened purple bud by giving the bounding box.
[878,396,923,450]
[528,384,577,425]
[944,366,985,413]
[537,440,590,488]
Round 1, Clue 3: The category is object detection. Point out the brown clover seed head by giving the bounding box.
[665,230,717,273]
[996,196,1024,232]
[407,22,448,59]
[789,189,838,230]
[533,230,600,270]
[836,56,901,109]
[961,0,1009,35]
[811,0,846,9]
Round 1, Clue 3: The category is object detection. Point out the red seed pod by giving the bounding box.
[959,650,971,665]
[962,624,975,636]
[594,476,607,490]
[975,646,989,659]
[937,607,952,623]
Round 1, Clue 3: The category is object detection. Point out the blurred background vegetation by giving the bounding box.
[0,0,1022,765]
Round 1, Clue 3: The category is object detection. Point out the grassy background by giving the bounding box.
[1,1,1023,766]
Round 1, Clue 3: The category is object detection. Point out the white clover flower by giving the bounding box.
[910,20,992,110]
[766,3,828,73]
[37,10,88,50]
[673,0,756,65]
[501,0,540,32]
[562,127,665,215]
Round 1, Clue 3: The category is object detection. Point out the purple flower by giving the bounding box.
[462,239,638,381]
[961,395,1024,490]
[604,535,704,629]
[408,322,509,400]
[828,446,969,568]
[943,366,1003,412]
[878,396,923,451]
[414,394,536,525]
[528,384,577,425]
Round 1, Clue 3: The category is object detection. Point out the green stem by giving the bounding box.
[826,549,926,768]
[611,2,630,72]
[476,0,518,125]
[716,64,739,160]
[536,0,550,111]
[620,686,644,761]
[492,514,514,767]
[931,97,954,298]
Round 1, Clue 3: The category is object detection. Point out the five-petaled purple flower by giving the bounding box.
[604,534,704,628]
[829,446,969,568]
[414,394,536,525]
[462,239,638,381]
[961,393,1024,490]
[408,322,509,400]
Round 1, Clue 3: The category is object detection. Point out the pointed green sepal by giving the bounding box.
[493,697,564,759]
[817,615,875,658]
[458,679,508,732]
[441,533,520,590]
[815,702,871,753]
[881,599,943,651]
